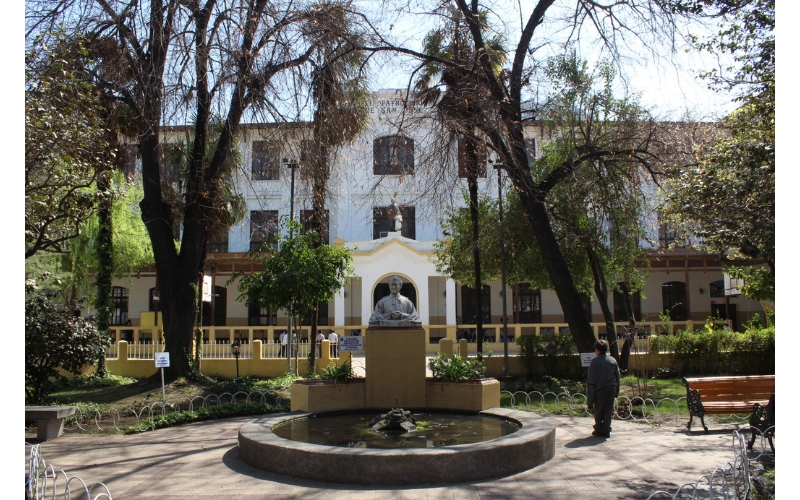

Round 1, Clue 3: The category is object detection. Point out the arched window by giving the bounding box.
[111,286,129,325]
[661,281,687,320]
[373,136,414,175]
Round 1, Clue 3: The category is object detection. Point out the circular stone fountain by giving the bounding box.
[238,407,556,485]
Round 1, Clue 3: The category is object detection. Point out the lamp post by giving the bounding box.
[284,158,299,374]
[231,339,241,378]
[492,159,510,377]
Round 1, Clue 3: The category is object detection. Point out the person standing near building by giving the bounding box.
[586,339,620,438]
[328,329,339,358]
[279,330,287,358]
[315,330,325,357]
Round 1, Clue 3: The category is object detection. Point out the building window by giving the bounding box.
[657,215,686,248]
[710,280,725,298]
[662,281,687,321]
[206,231,229,253]
[457,140,487,178]
[250,210,279,250]
[248,300,277,326]
[525,138,536,165]
[251,141,280,180]
[111,286,129,326]
[148,287,159,312]
[373,136,414,175]
[300,209,330,245]
[302,301,329,326]
[460,285,491,324]
[373,205,415,240]
[513,283,541,323]
[613,284,642,322]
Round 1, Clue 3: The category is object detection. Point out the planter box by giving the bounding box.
[425,378,501,411]
[290,379,366,412]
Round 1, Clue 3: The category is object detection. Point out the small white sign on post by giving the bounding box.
[202,275,213,303]
[339,336,364,352]
[155,352,171,368]
[155,352,170,400]
[580,352,596,368]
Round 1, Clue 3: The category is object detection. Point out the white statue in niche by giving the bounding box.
[369,275,421,326]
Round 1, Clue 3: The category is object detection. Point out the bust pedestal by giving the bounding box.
[365,327,426,409]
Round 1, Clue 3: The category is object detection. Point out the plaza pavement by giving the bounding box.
[25,412,749,499]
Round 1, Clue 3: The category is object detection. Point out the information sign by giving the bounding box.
[339,336,364,352]
[155,352,171,368]
[580,352,596,368]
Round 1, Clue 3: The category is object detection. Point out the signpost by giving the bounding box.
[580,352,596,368]
[339,336,363,375]
[155,352,170,400]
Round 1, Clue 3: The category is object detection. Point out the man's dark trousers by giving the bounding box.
[593,385,616,436]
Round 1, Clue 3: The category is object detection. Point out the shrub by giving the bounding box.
[428,353,484,381]
[319,361,351,384]
[516,332,579,379]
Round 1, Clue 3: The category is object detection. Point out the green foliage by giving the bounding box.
[122,402,285,434]
[516,333,580,379]
[25,291,111,403]
[428,353,485,382]
[25,31,112,259]
[648,319,774,376]
[67,173,155,294]
[236,217,353,375]
[319,361,351,384]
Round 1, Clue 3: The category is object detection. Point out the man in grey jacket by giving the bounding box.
[586,339,620,438]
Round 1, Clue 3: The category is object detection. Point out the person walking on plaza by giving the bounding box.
[279,331,287,358]
[315,330,325,357]
[328,329,339,358]
[586,339,620,438]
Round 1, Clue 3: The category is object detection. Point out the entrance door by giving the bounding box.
[711,303,738,332]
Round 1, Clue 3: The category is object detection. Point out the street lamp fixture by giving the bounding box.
[490,158,510,378]
[231,339,241,378]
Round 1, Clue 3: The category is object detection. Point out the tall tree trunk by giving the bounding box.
[94,164,113,378]
[619,281,637,372]
[465,137,484,358]
[586,245,619,360]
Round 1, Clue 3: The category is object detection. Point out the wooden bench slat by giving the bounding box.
[683,375,775,432]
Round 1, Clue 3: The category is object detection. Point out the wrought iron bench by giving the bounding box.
[747,393,775,452]
[25,405,76,441]
[683,375,775,432]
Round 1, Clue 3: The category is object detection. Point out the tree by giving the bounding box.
[415,5,506,357]
[365,0,691,353]
[303,0,369,370]
[236,218,353,375]
[27,0,352,377]
[25,32,112,259]
[25,283,110,403]
[665,0,774,316]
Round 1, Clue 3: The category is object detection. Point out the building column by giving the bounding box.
[362,280,373,325]
[446,278,457,325]
[419,279,430,326]
[334,286,345,327]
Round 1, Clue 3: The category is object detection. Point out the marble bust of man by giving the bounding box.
[369,275,421,326]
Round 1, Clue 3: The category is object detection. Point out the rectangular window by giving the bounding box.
[252,141,280,180]
[373,136,414,175]
[513,283,541,323]
[460,285,491,324]
[373,205,415,240]
[300,209,330,245]
[457,140,487,178]
[111,287,129,326]
[250,210,279,250]
[658,215,686,248]
[525,138,536,165]
[207,231,229,253]
[302,302,329,326]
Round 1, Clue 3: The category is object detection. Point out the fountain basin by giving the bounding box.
[238,407,555,485]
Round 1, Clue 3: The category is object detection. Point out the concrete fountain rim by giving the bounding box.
[237,407,556,485]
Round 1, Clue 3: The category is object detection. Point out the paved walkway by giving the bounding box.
[25,413,750,499]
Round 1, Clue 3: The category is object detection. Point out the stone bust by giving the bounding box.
[369,275,421,326]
